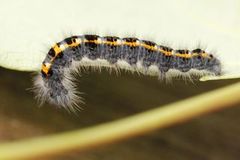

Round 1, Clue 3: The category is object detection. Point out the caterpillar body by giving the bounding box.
[34,34,221,111]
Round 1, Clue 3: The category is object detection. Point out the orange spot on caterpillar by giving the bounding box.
[41,63,51,75]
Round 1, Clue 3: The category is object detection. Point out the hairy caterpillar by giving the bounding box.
[34,34,221,111]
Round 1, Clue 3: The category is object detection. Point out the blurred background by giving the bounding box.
[0,67,240,160]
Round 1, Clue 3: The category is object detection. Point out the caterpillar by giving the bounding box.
[34,34,221,111]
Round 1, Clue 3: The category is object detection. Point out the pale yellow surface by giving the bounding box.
[0,0,239,80]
